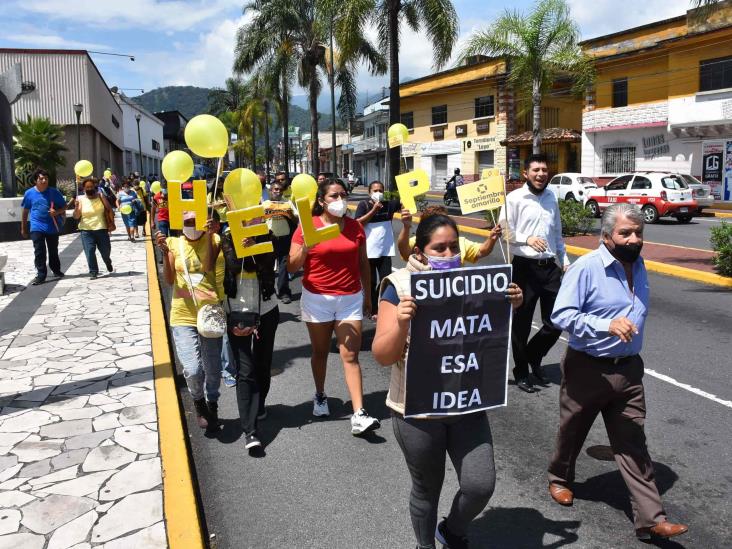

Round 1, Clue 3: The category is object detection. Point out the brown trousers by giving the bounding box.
[548,348,666,529]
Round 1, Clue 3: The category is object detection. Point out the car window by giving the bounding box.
[606,175,632,191]
[577,177,596,186]
[559,176,570,185]
[549,176,561,186]
[661,176,689,190]
[679,174,701,186]
[631,176,652,190]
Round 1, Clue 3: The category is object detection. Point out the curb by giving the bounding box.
[145,234,206,549]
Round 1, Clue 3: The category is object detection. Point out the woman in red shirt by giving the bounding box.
[289,179,380,436]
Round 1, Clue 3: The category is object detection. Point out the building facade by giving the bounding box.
[580,3,732,200]
[115,93,164,179]
[350,98,389,184]
[154,110,188,156]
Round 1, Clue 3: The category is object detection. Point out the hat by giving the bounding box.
[183,211,196,221]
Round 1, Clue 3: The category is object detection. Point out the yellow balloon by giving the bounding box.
[223,168,261,209]
[150,181,161,194]
[74,160,93,178]
[184,114,229,158]
[120,204,133,215]
[291,174,317,204]
[388,123,409,144]
[162,151,194,182]
[103,169,112,179]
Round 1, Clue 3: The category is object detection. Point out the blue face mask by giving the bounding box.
[426,253,461,270]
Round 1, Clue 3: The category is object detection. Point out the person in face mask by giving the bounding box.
[372,213,523,549]
[116,179,139,242]
[73,178,115,279]
[155,211,225,433]
[288,179,380,437]
[547,203,688,542]
[498,153,570,394]
[355,180,402,320]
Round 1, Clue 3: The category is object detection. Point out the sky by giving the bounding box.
[0,0,692,101]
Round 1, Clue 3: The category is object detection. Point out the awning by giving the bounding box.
[500,127,581,146]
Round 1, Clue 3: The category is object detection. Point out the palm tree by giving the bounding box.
[338,0,459,188]
[460,0,593,154]
[13,115,67,188]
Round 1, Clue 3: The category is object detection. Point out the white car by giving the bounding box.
[548,173,598,204]
[676,174,714,212]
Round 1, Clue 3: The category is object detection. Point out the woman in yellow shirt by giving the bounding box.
[73,178,115,280]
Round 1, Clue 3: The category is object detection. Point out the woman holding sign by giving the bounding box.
[373,213,523,549]
[288,179,380,437]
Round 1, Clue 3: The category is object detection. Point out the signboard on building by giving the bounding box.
[642,134,670,159]
[476,121,491,134]
[455,124,467,138]
[702,141,724,200]
[463,136,496,152]
[725,141,732,201]
[418,140,462,156]
[433,128,445,140]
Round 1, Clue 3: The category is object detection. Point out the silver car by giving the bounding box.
[677,174,713,212]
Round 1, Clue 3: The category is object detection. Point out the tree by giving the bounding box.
[460,0,593,154]
[13,115,67,188]
[338,0,459,188]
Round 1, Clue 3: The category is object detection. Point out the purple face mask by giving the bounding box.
[426,253,461,270]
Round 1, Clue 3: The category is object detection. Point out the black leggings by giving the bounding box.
[229,306,280,436]
[392,411,496,548]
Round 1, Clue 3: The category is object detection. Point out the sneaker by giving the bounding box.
[244,434,262,449]
[52,271,64,278]
[206,401,219,432]
[280,294,292,304]
[312,392,330,417]
[89,273,98,280]
[193,398,209,429]
[222,373,237,388]
[435,518,468,549]
[350,408,381,436]
[31,276,45,286]
[105,261,114,273]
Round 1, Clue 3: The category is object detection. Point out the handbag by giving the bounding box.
[227,261,261,331]
[178,238,226,338]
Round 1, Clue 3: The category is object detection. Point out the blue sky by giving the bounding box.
[0,0,691,99]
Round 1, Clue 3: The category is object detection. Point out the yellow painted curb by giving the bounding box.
[145,234,205,549]
[712,202,732,211]
[709,211,732,218]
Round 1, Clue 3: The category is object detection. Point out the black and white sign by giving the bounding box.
[404,265,512,418]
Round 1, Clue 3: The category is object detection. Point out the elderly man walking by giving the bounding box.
[547,203,687,541]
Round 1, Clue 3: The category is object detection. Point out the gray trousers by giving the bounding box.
[392,410,496,548]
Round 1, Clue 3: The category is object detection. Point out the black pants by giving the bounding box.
[511,255,562,381]
[230,307,280,436]
[272,234,292,298]
[369,256,392,313]
[30,231,61,280]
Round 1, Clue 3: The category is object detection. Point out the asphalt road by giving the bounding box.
[160,223,732,549]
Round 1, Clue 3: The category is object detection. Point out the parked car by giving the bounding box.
[585,172,697,224]
[548,172,598,204]
[676,174,714,213]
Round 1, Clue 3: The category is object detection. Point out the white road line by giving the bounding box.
[531,322,732,409]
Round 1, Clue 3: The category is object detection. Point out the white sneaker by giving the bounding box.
[312,393,330,417]
[351,408,381,436]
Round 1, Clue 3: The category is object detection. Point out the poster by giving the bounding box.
[702,141,724,200]
[404,265,513,418]
[725,140,732,202]
[456,177,505,215]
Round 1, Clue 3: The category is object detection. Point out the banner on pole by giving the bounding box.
[456,176,505,215]
[404,265,512,418]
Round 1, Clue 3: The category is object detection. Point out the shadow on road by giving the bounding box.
[472,507,580,548]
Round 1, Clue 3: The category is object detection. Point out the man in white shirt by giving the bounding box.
[500,153,570,393]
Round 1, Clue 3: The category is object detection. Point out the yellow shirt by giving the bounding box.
[208,193,228,223]
[407,235,480,264]
[167,234,225,327]
[78,195,107,231]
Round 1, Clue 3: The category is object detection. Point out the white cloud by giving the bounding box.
[4,33,109,51]
[568,0,687,40]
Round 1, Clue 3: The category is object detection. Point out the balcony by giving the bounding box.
[668,89,732,137]
[352,135,387,155]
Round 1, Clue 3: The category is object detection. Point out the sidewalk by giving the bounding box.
[0,224,168,548]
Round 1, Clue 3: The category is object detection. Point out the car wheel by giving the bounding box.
[565,193,576,202]
[586,200,600,218]
[677,214,693,224]
[642,205,659,224]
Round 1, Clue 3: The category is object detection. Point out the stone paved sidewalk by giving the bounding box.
[0,224,167,548]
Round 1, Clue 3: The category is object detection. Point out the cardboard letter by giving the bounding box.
[296,197,340,247]
[168,180,207,230]
[395,169,430,214]
[227,206,274,258]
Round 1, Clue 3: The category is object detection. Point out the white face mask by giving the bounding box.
[182,226,205,240]
[326,199,348,217]
[370,192,383,202]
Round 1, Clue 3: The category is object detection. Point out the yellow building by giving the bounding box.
[580,1,732,200]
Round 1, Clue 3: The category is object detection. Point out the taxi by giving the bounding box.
[585,172,697,224]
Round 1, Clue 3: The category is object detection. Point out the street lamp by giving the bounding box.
[134,113,143,176]
[73,103,83,162]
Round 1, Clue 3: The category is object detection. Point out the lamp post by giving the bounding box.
[329,12,337,175]
[134,113,143,176]
[73,103,83,162]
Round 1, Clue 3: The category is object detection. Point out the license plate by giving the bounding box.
[679,207,688,213]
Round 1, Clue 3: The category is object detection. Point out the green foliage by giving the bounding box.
[56,179,77,201]
[483,207,502,228]
[710,221,732,277]
[134,86,212,119]
[559,199,594,236]
[383,190,400,201]
[13,115,67,187]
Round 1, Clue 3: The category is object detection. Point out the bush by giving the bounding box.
[559,199,595,236]
[710,221,732,277]
[482,207,502,228]
[384,190,429,212]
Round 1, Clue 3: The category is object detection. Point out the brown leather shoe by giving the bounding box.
[636,521,688,540]
[549,483,574,506]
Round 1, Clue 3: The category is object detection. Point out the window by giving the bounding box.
[606,175,633,191]
[378,123,387,135]
[561,176,572,186]
[603,147,635,174]
[549,175,562,186]
[612,78,628,108]
[700,56,732,92]
[661,176,689,190]
[432,104,447,125]
[151,139,160,152]
[111,115,120,128]
[520,106,559,131]
[474,96,494,118]
[477,150,494,172]
[631,176,652,190]
[401,112,414,130]
[404,157,414,171]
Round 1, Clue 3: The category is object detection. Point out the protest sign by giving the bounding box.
[404,265,512,418]
[457,176,505,215]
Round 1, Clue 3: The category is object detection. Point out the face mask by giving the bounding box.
[527,180,546,195]
[182,226,205,240]
[85,189,96,197]
[371,192,383,202]
[611,242,643,264]
[327,199,348,217]
[426,253,461,270]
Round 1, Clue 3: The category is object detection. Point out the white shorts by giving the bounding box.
[301,287,363,323]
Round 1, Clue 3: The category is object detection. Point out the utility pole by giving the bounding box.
[329,12,338,175]
[135,113,143,176]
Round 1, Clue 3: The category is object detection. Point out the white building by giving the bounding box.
[114,92,165,179]
[351,98,389,184]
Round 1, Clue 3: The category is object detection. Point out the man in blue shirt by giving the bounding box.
[546,203,688,541]
[20,168,67,285]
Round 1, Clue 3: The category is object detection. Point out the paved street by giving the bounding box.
[177,221,732,549]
